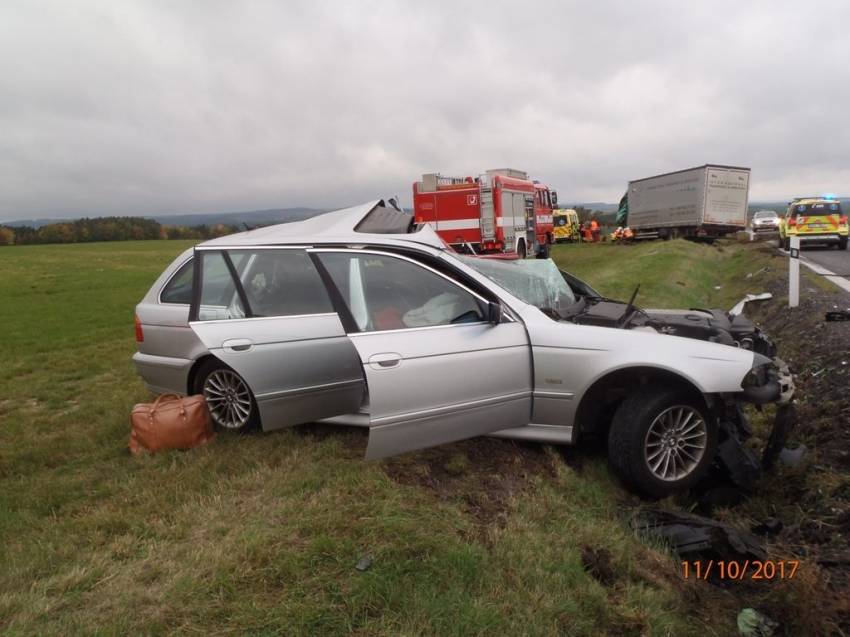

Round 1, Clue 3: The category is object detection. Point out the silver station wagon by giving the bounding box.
[134,200,794,497]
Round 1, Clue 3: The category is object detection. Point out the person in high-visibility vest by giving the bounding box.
[590,218,600,243]
[612,226,624,242]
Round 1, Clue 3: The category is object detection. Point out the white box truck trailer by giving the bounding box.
[627,164,751,240]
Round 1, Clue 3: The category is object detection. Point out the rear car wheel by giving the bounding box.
[839,237,848,250]
[193,359,258,431]
[607,388,717,498]
[783,237,790,251]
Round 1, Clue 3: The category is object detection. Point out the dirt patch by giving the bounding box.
[382,438,556,539]
[580,545,617,586]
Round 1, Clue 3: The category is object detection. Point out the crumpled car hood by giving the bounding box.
[565,299,776,358]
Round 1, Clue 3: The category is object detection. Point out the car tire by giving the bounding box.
[193,358,259,431]
[607,388,717,498]
[517,240,527,259]
[839,237,848,250]
[783,237,790,251]
[536,239,550,259]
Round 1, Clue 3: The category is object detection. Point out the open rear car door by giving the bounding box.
[188,247,366,431]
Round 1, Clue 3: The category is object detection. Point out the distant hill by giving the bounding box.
[4,207,328,229]
[568,202,618,213]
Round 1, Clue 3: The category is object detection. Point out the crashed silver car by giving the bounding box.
[133,200,794,497]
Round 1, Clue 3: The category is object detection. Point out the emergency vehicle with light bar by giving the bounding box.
[413,169,556,258]
[779,195,849,250]
[553,208,581,243]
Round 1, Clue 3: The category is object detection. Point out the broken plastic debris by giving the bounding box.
[762,403,798,470]
[631,508,766,561]
[729,293,773,317]
[778,445,807,468]
[355,555,373,572]
[737,607,778,636]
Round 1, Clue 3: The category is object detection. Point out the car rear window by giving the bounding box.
[793,202,842,216]
[160,259,194,304]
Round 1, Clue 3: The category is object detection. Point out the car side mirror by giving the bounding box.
[487,301,503,325]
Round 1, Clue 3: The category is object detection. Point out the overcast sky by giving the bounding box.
[2,1,849,220]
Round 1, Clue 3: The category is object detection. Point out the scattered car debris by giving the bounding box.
[715,429,762,490]
[729,292,773,317]
[762,403,799,470]
[750,518,783,537]
[825,310,850,322]
[745,267,770,279]
[778,445,807,468]
[631,507,766,562]
[355,555,373,572]
[737,608,778,636]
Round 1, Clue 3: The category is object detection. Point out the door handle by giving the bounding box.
[368,352,402,370]
[222,338,253,352]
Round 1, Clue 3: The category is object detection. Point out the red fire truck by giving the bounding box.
[412,168,557,258]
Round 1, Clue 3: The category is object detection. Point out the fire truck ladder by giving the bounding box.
[479,174,496,241]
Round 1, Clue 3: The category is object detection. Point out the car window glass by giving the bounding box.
[228,249,333,317]
[198,252,245,320]
[317,253,484,332]
[160,259,194,304]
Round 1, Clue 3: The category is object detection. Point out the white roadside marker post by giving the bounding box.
[789,235,800,308]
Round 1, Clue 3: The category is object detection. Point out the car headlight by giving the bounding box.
[741,353,774,388]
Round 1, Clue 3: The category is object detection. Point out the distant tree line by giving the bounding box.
[0,217,241,246]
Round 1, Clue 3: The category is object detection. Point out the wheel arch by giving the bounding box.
[575,366,710,436]
[186,353,218,395]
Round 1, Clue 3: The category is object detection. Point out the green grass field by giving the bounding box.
[0,239,813,635]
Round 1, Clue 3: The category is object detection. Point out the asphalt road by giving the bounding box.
[756,230,850,294]
[800,244,850,276]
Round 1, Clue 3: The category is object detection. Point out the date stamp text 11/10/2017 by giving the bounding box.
[681,560,799,581]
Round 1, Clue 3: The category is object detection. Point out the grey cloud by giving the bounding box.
[2,0,849,220]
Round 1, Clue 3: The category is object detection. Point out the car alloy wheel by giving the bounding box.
[643,405,707,482]
[203,368,254,430]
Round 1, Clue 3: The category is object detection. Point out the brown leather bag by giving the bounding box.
[129,394,215,455]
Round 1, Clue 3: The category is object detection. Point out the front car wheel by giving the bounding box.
[607,389,717,498]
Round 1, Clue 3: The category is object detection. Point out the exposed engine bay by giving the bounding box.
[562,297,777,358]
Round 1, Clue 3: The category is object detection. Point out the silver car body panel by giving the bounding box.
[133,247,205,394]
[514,304,754,427]
[134,199,758,457]
[189,313,365,431]
[348,320,532,459]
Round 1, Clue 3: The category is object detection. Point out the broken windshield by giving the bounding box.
[458,256,577,314]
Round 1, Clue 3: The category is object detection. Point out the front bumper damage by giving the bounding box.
[709,358,797,493]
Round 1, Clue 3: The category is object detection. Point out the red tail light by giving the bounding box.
[134,314,144,343]
[841,215,848,225]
